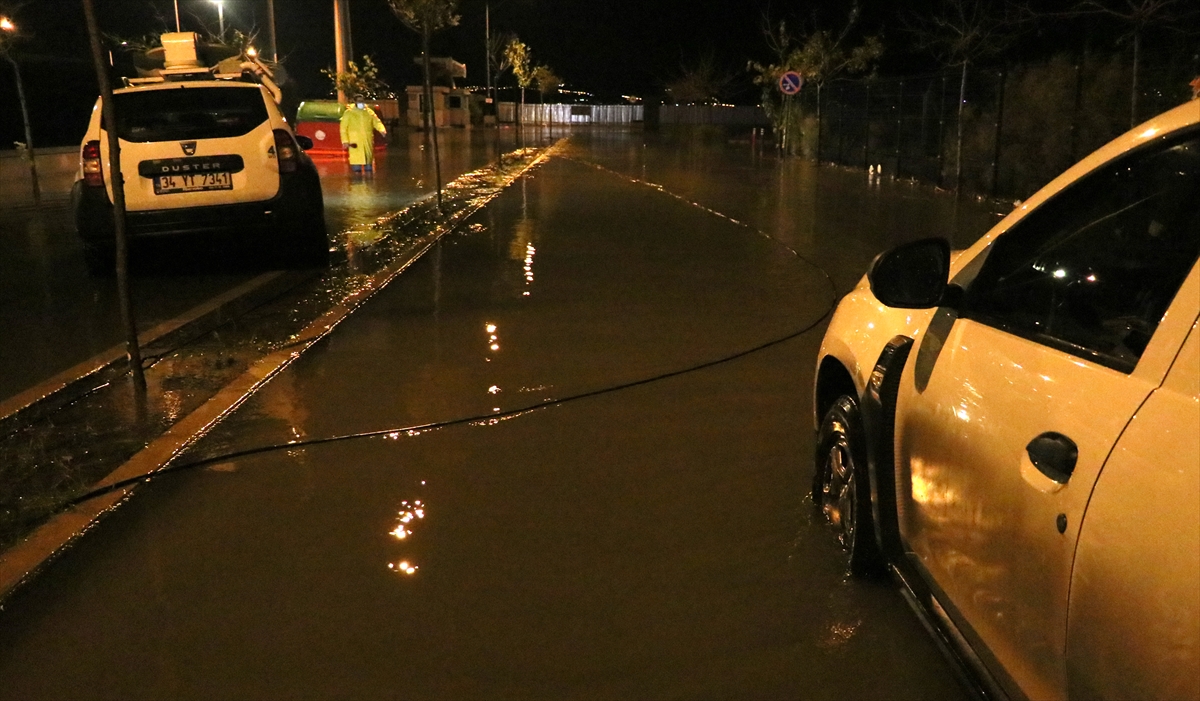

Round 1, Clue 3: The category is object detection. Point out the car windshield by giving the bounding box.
[113,86,268,142]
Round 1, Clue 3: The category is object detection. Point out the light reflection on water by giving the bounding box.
[388,499,427,575]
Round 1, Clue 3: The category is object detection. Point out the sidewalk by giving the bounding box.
[0,145,555,601]
[0,146,76,208]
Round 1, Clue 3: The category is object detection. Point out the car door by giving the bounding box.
[892,128,1200,700]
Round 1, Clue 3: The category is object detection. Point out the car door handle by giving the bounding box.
[1026,432,1078,484]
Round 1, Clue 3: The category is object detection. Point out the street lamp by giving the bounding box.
[0,15,40,203]
[211,0,224,37]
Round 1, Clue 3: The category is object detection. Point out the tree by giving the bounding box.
[748,5,882,154]
[0,12,40,203]
[665,55,732,104]
[487,29,515,102]
[321,55,392,100]
[531,64,561,103]
[505,37,532,121]
[906,0,1019,193]
[387,0,460,212]
[1068,0,1198,126]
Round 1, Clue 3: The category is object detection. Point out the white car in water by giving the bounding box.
[811,97,1199,700]
[72,32,327,273]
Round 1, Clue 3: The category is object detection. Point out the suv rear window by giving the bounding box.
[114,87,268,142]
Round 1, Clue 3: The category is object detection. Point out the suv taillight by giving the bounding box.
[273,129,298,173]
[82,140,103,187]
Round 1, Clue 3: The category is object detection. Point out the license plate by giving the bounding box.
[153,172,232,194]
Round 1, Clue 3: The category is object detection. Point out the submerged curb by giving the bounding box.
[0,144,561,606]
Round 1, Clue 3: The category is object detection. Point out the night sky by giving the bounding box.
[0,0,1188,147]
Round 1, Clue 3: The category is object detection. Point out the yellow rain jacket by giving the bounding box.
[340,105,387,166]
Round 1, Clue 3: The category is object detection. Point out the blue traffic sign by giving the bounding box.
[779,71,803,95]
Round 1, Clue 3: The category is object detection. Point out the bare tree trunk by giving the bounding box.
[422,29,443,212]
[6,56,40,204]
[955,61,968,197]
[82,0,145,391]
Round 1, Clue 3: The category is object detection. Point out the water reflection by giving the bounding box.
[387,498,427,576]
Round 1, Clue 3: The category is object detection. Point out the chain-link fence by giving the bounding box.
[786,57,1196,200]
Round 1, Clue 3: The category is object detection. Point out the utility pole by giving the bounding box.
[173,0,181,31]
[81,0,146,392]
[333,0,347,104]
[485,3,492,103]
[1,16,40,204]
[267,0,278,62]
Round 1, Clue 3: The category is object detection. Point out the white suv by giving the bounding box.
[72,33,327,273]
[813,97,1198,700]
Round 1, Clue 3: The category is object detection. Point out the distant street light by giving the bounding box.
[0,15,41,203]
[211,0,225,37]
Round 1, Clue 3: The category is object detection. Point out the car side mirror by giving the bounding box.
[295,134,314,151]
[868,237,952,309]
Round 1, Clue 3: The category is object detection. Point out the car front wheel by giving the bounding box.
[814,394,884,577]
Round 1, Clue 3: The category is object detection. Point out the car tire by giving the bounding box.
[83,243,115,277]
[282,215,330,269]
[814,394,885,577]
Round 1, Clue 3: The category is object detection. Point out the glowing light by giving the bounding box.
[954,407,971,422]
[490,343,500,351]
[1053,269,1067,279]
[246,46,257,57]
[0,17,15,32]
[1086,274,1097,282]
[488,385,501,394]
[486,323,497,333]
[389,561,418,575]
[1139,127,1159,139]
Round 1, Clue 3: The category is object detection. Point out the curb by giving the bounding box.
[0,145,558,606]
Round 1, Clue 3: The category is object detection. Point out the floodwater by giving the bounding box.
[0,127,546,407]
[0,129,993,699]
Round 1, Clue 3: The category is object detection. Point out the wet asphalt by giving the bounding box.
[0,128,542,406]
[0,129,997,699]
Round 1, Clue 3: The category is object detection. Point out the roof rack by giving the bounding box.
[120,32,282,104]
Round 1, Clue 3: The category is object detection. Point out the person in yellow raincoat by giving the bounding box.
[340,96,387,173]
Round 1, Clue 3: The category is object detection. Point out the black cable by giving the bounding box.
[66,158,844,509]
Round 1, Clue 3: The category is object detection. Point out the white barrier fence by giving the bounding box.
[659,105,770,126]
[497,103,643,125]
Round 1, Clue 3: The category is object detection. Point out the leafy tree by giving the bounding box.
[321,55,392,100]
[665,55,732,104]
[531,64,561,102]
[505,37,532,114]
[748,4,882,154]
[387,0,460,211]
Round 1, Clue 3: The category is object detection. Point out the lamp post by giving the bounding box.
[266,0,277,62]
[1,16,40,203]
[211,0,224,37]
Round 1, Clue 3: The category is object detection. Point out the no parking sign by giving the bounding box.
[778,71,803,95]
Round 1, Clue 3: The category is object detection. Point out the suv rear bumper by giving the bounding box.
[72,167,323,247]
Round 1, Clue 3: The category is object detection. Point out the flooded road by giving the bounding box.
[0,130,992,699]
[0,128,545,407]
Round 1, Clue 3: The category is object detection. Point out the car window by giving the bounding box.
[113,87,268,142]
[962,130,1200,373]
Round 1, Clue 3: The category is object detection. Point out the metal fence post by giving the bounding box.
[937,73,947,188]
[990,69,1006,197]
[815,83,822,163]
[1069,63,1083,163]
[863,81,872,170]
[895,80,905,178]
